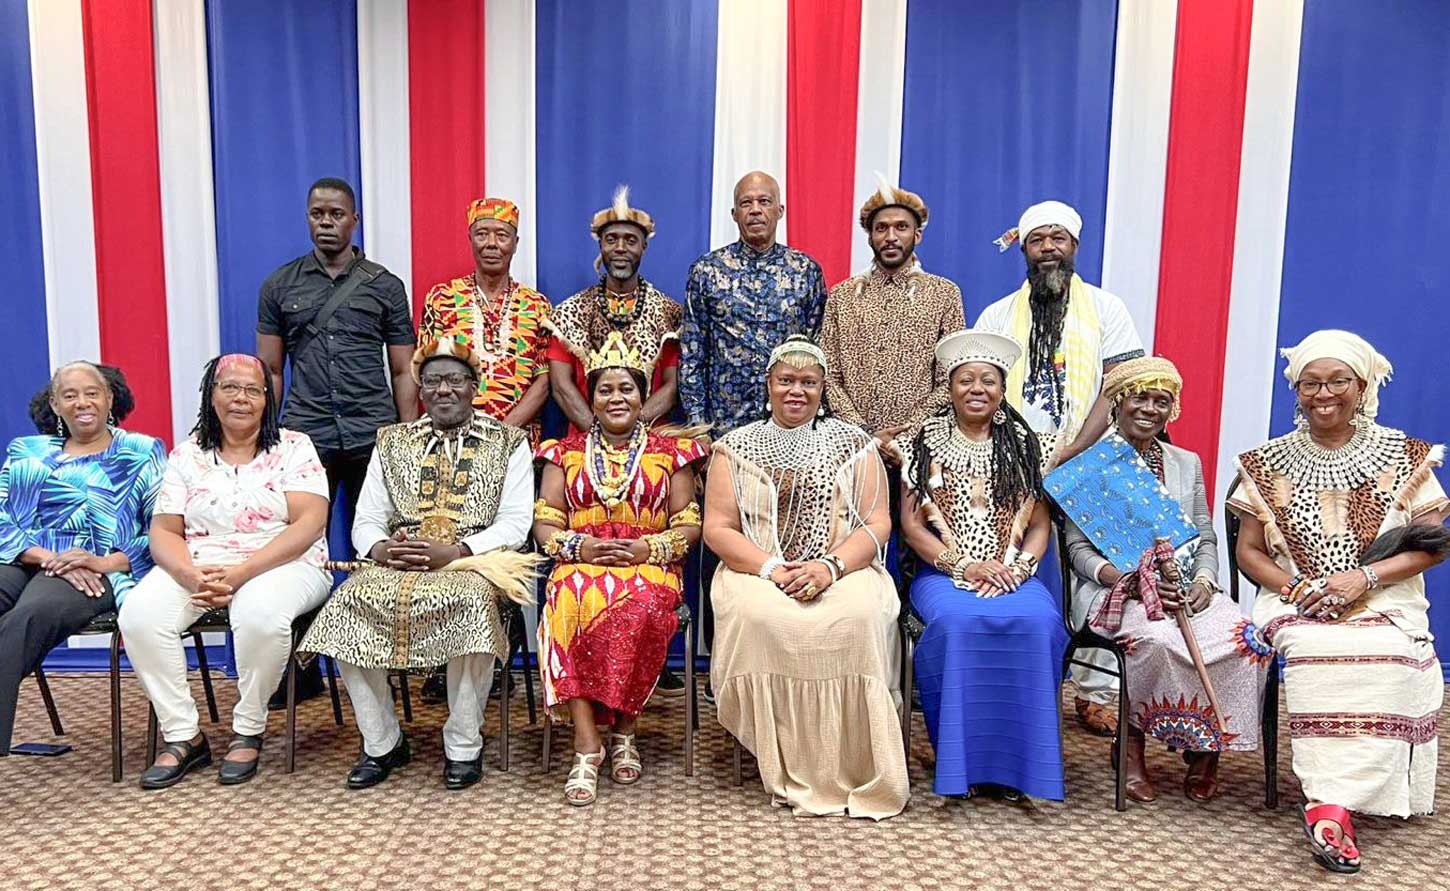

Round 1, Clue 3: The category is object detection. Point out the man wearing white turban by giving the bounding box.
[976,199,1145,736]
[976,200,1143,446]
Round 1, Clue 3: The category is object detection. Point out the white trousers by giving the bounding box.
[118,561,331,742]
[338,654,496,761]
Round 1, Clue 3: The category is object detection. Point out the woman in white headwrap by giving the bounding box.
[1228,329,1449,875]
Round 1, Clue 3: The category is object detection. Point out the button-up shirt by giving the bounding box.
[257,248,416,452]
[680,241,825,433]
[819,260,965,431]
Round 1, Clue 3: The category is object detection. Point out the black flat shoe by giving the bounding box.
[218,733,264,785]
[140,735,212,790]
[443,754,483,790]
[347,735,411,790]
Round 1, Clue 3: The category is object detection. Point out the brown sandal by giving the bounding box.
[1075,697,1118,737]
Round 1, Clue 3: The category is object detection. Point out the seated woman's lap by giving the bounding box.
[910,571,1062,635]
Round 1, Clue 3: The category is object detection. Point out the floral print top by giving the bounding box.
[155,429,330,568]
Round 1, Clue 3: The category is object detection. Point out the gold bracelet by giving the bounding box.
[543,530,574,559]
[533,498,567,526]
[668,502,702,529]
[644,530,690,565]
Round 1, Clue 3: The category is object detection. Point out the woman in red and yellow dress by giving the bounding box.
[534,332,705,806]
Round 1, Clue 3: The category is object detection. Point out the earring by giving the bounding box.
[56,416,67,437]
[1293,403,1309,432]
[992,408,1006,426]
[1349,399,1367,428]
[816,405,826,418]
[107,410,116,427]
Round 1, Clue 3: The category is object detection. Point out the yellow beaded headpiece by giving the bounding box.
[1102,356,1183,422]
[585,330,650,377]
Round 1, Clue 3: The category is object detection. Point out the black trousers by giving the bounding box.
[0,564,115,752]
[316,443,374,557]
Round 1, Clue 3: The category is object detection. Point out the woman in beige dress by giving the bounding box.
[703,335,907,820]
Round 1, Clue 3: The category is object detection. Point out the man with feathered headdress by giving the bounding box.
[819,174,965,444]
[545,185,683,433]
[976,200,1144,447]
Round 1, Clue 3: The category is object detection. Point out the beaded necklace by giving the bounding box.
[1259,423,1401,492]
[469,275,520,367]
[584,421,649,507]
[597,281,644,327]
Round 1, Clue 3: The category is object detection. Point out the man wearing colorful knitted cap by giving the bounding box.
[819,175,965,446]
[975,199,1144,737]
[419,198,552,442]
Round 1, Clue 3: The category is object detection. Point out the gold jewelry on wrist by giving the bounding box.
[644,530,689,565]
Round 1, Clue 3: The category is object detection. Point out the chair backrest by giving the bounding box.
[1222,476,1258,604]
[1053,515,1078,630]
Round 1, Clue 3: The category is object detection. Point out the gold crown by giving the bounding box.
[585,330,650,376]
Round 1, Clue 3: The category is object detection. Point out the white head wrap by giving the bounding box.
[1280,329,1393,419]
[1017,200,1082,242]
[934,329,1023,378]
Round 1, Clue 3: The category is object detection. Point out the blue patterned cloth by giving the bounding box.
[0,430,166,603]
[680,241,825,434]
[1044,434,1198,573]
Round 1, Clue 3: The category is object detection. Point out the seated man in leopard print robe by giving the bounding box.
[302,338,534,791]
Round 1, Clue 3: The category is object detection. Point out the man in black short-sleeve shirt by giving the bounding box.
[257,177,418,518]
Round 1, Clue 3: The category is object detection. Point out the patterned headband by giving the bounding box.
[768,339,828,373]
[467,197,520,229]
[217,353,265,375]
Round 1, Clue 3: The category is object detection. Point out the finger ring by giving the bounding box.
[803,584,817,596]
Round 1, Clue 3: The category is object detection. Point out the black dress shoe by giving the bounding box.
[268,659,324,711]
[218,733,264,785]
[140,735,212,790]
[443,754,483,790]
[420,668,448,705]
[347,735,411,790]
[654,666,686,697]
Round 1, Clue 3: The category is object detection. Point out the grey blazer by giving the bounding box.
[1063,442,1218,626]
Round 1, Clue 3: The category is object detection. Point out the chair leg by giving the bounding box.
[398,672,414,723]
[499,650,512,773]
[34,667,64,736]
[685,621,695,778]
[1112,647,1129,813]
[146,705,159,766]
[1263,664,1280,809]
[285,643,299,774]
[540,713,553,772]
[732,736,743,787]
[901,634,915,758]
[193,632,219,724]
[110,633,124,782]
[324,657,343,727]
[522,645,537,726]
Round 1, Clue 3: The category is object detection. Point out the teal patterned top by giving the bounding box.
[0,429,167,603]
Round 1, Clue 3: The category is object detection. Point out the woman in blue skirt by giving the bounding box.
[893,329,1067,802]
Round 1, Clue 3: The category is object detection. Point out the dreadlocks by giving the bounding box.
[191,355,281,453]
[1024,257,1074,418]
[910,400,1042,512]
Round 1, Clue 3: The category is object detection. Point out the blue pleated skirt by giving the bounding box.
[911,567,1068,800]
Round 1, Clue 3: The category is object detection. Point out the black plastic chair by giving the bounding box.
[540,601,696,776]
[1056,520,1132,811]
[143,606,344,775]
[1223,477,1281,809]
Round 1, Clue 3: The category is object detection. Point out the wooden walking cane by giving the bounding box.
[1154,536,1227,732]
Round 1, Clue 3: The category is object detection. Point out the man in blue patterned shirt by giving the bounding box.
[681,171,826,434]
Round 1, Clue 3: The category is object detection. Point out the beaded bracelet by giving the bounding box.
[544,530,584,563]
[1360,563,1380,589]
[759,556,784,580]
[644,530,690,565]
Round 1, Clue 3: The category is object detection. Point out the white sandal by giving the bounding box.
[564,748,605,806]
[608,732,642,785]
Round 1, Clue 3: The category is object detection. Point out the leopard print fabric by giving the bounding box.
[300,413,526,670]
[546,279,682,374]
[1237,425,1432,579]
[896,415,1061,563]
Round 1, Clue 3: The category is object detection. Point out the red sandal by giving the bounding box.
[1301,803,1361,874]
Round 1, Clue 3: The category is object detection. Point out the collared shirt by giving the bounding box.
[820,260,965,431]
[680,241,825,433]
[257,248,416,451]
[419,274,552,422]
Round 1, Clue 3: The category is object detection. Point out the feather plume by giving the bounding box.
[612,184,631,220]
[873,170,896,206]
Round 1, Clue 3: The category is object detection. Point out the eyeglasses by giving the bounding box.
[420,372,475,391]
[215,382,265,399]
[1294,377,1356,397]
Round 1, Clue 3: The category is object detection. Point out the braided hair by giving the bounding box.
[29,362,135,434]
[909,400,1042,511]
[191,355,281,453]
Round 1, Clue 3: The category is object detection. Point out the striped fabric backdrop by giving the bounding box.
[4,0,1449,668]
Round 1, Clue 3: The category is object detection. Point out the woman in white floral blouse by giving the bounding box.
[120,354,330,789]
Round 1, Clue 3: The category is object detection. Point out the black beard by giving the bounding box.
[1024,257,1075,386]
[872,242,915,270]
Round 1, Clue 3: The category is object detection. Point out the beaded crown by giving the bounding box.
[585,330,649,376]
